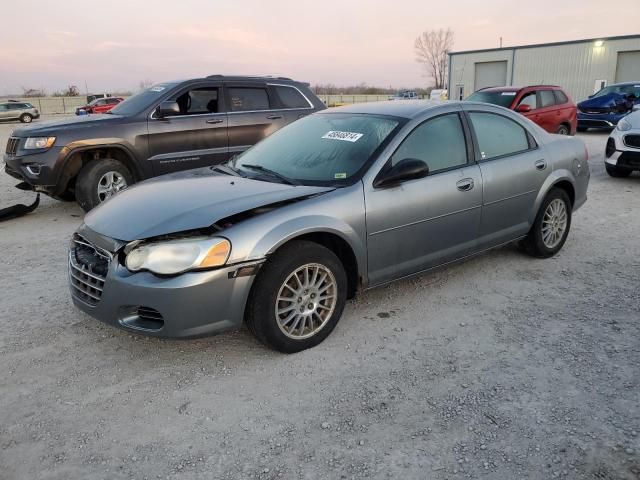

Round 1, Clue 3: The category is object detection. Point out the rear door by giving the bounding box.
[535,89,559,133]
[465,108,548,247]
[146,81,228,175]
[225,83,285,157]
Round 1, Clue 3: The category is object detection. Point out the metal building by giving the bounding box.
[448,34,640,103]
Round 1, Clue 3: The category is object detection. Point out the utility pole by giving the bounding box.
[500,37,503,48]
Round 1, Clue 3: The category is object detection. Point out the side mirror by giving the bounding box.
[516,104,532,113]
[157,101,180,118]
[374,158,429,188]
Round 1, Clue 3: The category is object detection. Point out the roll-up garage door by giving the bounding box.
[615,51,640,83]
[474,61,508,91]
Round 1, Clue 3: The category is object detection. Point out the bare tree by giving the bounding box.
[414,28,454,89]
[21,86,47,98]
[139,79,154,90]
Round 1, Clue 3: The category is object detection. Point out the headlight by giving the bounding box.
[125,237,231,275]
[24,137,56,149]
[617,119,632,131]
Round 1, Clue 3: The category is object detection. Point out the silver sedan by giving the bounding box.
[69,101,590,353]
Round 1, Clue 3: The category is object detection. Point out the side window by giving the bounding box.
[469,112,531,160]
[173,87,219,115]
[0,104,8,111]
[274,85,310,109]
[228,87,270,112]
[96,99,107,106]
[539,90,556,108]
[517,92,537,109]
[554,90,569,104]
[390,113,468,173]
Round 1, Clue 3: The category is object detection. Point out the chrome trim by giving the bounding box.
[148,146,229,162]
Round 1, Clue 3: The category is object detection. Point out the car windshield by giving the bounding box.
[592,84,640,98]
[233,113,402,186]
[467,91,517,107]
[109,83,176,116]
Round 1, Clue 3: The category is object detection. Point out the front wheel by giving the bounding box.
[75,158,133,212]
[245,240,347,353]
[605,164,632,178]
[19,113,33,123]
[523,188,572,258]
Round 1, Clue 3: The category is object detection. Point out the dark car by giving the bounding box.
[577,82,640,131]
[0,101,40,123]
[75,97,124,115]
[4,75,325,211]
[467,85,577,135]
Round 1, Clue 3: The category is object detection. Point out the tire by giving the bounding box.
[75,158,133,212]
[523,188,572,258]
[605,164,632,178]
[19,113,33,123]
[556,124,570,135]
[577,127,587,133]
[245,240,348,353]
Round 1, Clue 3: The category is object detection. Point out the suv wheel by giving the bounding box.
[556,124,570,135]
[245,240,347,353]
[605,164,632,178]
[75,159,134,212]
[523,188,572,258]
[19,113,33,123]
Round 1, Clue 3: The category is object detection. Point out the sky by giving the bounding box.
[0,0,638,95]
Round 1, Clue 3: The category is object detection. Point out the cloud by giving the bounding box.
[46,30,78,38]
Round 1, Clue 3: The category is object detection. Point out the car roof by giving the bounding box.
[610,81,640,86]
[477,85,561,93]
[320,100,454,119]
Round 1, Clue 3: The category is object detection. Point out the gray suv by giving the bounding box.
[4,76,325,211]
[0,101,40,123]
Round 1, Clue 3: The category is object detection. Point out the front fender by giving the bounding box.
[529,169,575,224]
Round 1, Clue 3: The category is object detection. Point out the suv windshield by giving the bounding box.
[233,113,401,186]
[592,84,640,98]
[467,91,517,107]
[109,83,176,116]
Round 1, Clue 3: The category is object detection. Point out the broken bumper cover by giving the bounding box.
[70,251,262,339]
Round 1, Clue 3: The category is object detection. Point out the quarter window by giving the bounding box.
[228,87,270,112]
[274,85,310,109]
[554,90,569,104]
[391,113,468,173]
[539,90,556,108]
[469,112,531,160]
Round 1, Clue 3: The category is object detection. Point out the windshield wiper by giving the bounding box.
[211,164,244,177]
[240,164,300,186]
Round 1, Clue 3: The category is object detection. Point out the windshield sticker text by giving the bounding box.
[334,173,347,179]
[150,86,165,92]
[322,131,364,142]
[501,92,516,96]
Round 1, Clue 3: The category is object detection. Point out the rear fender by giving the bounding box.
[529,169,575,224]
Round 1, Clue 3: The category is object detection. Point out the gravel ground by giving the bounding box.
[1,116,639,480]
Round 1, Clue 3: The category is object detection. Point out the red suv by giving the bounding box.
[75,97,124,115]
[467,86,577,135]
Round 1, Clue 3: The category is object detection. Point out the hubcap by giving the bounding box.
[97,171,127,202]
[541,198,568,249]
[275,263,337,340]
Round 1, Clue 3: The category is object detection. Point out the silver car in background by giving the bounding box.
[0,101,40,123]
[69,101,590,353]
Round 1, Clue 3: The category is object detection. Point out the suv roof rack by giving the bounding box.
[205,74,294,81]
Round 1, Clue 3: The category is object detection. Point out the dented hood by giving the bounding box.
[84,168,334,241]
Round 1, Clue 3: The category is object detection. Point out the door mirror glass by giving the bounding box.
[516,104,532,113]
[157,101,180,118]
[374,158,429,188]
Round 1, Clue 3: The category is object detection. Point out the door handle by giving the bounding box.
[534,159,547,170]
[206,118,224,124]
[456,178,474,191]
[266,114,283,120]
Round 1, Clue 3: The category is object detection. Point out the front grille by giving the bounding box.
[623,134,640,149]
[579,107,610,115]
[5,137,19,155]
[69,234,111,306]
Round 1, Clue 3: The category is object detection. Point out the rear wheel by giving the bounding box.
[75,158,133,212]
[245,240,347,353]
[556,124,570,135]
[605,164,632,178]
[19,113,33,123]
[523,188,572,258]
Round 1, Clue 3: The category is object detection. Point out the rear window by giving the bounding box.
[554,90,569,104]
[228,87,270,112]
[274,85,311,109]
[466,91,517,108]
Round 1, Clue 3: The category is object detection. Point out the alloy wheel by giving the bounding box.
[97,171,128,202]
[541,198,568,249]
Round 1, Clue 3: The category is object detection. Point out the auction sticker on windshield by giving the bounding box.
[322,131,364,142]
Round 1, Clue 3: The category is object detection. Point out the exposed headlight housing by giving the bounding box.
[617,119,632,132]
[125,237,231,275]
[24,136,56,149]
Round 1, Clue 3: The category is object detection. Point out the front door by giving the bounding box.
[465,109,548,247]
[365,111,483,286]
[147,82,228,175]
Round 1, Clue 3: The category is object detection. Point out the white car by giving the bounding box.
[605,108,640,177]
